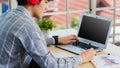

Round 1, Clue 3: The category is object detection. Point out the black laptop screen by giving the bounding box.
[78,16,110,44]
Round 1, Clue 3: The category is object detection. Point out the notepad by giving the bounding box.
[91,55,120,68]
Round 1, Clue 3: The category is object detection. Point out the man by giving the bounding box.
[0,0,95,68]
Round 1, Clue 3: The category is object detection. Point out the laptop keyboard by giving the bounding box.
[73,42,99,50]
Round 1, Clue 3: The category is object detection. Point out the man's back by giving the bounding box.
[0,7,28,68]
[0,6,49,68]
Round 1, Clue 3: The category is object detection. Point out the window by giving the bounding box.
[96,0,120,45]
[9,0,120,45]
[69,0,88,10]
[116,0,120,7]
[68,0,88,29]
[68,13,82,30]
[47,14,67,29]
[96,0,114,8]
[114,7,120,45]
[45,0,89,29]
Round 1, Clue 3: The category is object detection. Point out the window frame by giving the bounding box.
[8,0,120,44]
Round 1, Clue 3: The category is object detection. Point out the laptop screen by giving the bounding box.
[78,15,111,44]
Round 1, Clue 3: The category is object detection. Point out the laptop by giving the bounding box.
[56,13,113,54]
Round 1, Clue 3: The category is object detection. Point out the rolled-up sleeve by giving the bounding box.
[46,37,55,45]
[17,23,82,68]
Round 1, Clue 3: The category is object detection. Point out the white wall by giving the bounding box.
[9,0,17,9]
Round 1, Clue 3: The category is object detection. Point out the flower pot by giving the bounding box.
[42,30,49,38]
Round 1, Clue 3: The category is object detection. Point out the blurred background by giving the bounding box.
[1,0,120,46]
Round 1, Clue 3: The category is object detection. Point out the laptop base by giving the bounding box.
[56,42,103,54]
[56,45,85,54]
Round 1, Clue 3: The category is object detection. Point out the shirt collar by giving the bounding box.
[16,6,33,19]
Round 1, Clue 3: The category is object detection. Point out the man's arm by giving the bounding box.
[18,23,82,68]
[46,37,55,45]
[46,35,78,46]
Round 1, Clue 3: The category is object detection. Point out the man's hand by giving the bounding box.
[58,35,78,45]
[80,48,96,63]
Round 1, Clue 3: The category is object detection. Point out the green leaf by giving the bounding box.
[37,18,56,31]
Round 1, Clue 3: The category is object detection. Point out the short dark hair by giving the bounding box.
[17,0,28,5]
[16,0,53,5]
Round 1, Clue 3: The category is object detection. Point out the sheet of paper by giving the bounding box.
[91,55,120,68]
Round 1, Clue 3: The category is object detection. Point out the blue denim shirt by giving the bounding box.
[0,6,82,68]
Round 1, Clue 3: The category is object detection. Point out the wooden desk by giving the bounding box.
[48,43,120,68]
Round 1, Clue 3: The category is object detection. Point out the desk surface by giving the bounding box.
[48,43,120,68]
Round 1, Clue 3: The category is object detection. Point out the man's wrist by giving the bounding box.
[52,36,58,45]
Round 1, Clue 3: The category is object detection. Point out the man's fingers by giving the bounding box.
[69,35,77,40]
[71,40,77,42]
[90,48,94,50]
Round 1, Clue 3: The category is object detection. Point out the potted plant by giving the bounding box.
[37,18,56,37]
